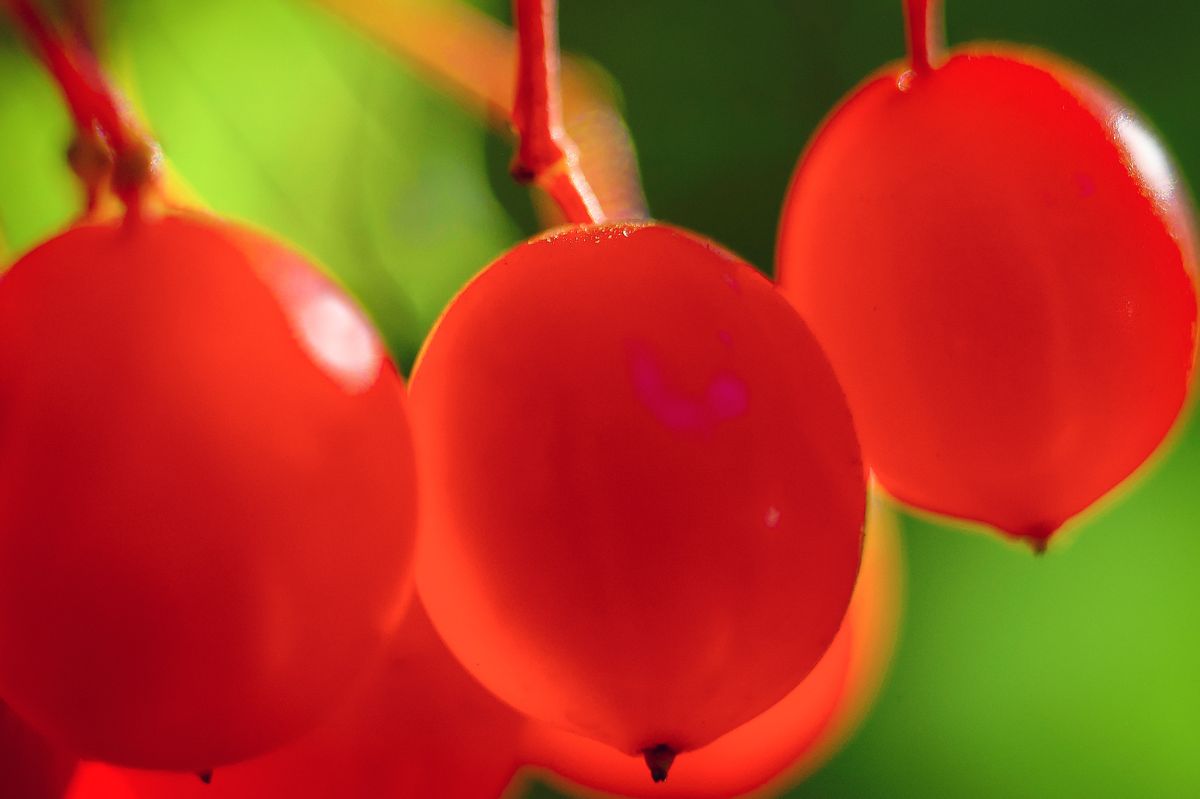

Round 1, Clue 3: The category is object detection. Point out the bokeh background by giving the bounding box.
[2,1,1199,796]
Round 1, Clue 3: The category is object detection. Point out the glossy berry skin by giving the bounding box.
[0,212,417,770]
[411,223,865,761]
[91,602,524,799]
[521,500,903,799]
[64,765,136,799]
[777,51,1198,543]
[1,701,76,799]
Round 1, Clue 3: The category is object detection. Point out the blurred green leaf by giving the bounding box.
[0,43,80,253]
[107,0,517,369]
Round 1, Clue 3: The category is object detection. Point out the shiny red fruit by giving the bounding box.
[0,212,417,770]
[89,602,524,799]
[521,497,903,799]
[777,49,1197,544]
[411,223,865,770]
[1,701,76,799]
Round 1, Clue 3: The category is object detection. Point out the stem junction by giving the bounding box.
[510,0,604,225]
[3,0,160,217]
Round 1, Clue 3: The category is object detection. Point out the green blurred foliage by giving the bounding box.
[2,1,1200,797]
[0,40,79,253]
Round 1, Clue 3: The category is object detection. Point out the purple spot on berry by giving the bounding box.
[706,374,748,420]
[627,343,748,431]
[1075,173,1096,197]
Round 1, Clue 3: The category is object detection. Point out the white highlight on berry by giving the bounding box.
[1113,112,1175,206]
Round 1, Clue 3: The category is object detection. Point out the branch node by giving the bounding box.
[510,0,605,224]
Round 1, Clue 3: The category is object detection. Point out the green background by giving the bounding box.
[2,1,1199,797]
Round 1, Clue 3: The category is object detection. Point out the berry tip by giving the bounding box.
[642,744,676,783]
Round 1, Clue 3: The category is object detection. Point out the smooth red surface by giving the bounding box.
[522,499,903,798]
[0,212,417,770]
[1,701,76,799]
[64,764,136,799]
[778,51,1198,542]
[84,602,524,799]
[411,223,865,760]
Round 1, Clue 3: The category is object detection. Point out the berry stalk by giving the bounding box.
[904,0,945,74]
[510,0,604,225]
[64,0,102,56]
[2,0,159,215]
[312,0,646,222]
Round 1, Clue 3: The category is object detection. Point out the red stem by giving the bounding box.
[64,0,102,55]
[7,1,95,131]
[3,0,159,214]
[904,0,944,74]
[510,0,604,225]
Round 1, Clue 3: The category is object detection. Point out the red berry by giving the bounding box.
[1,701,77,799]
[92,602,524,799]
[411,223,865,771]
[521,501,903,798]
[0,212,417,770]
[777,25,1197,544]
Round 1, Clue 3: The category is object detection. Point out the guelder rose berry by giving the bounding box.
[776,0,1197,547]
[411,222,865,777]
[0,212,417,771]
[415,0,866,782]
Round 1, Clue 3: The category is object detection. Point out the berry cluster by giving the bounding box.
[0,0,1192,798]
